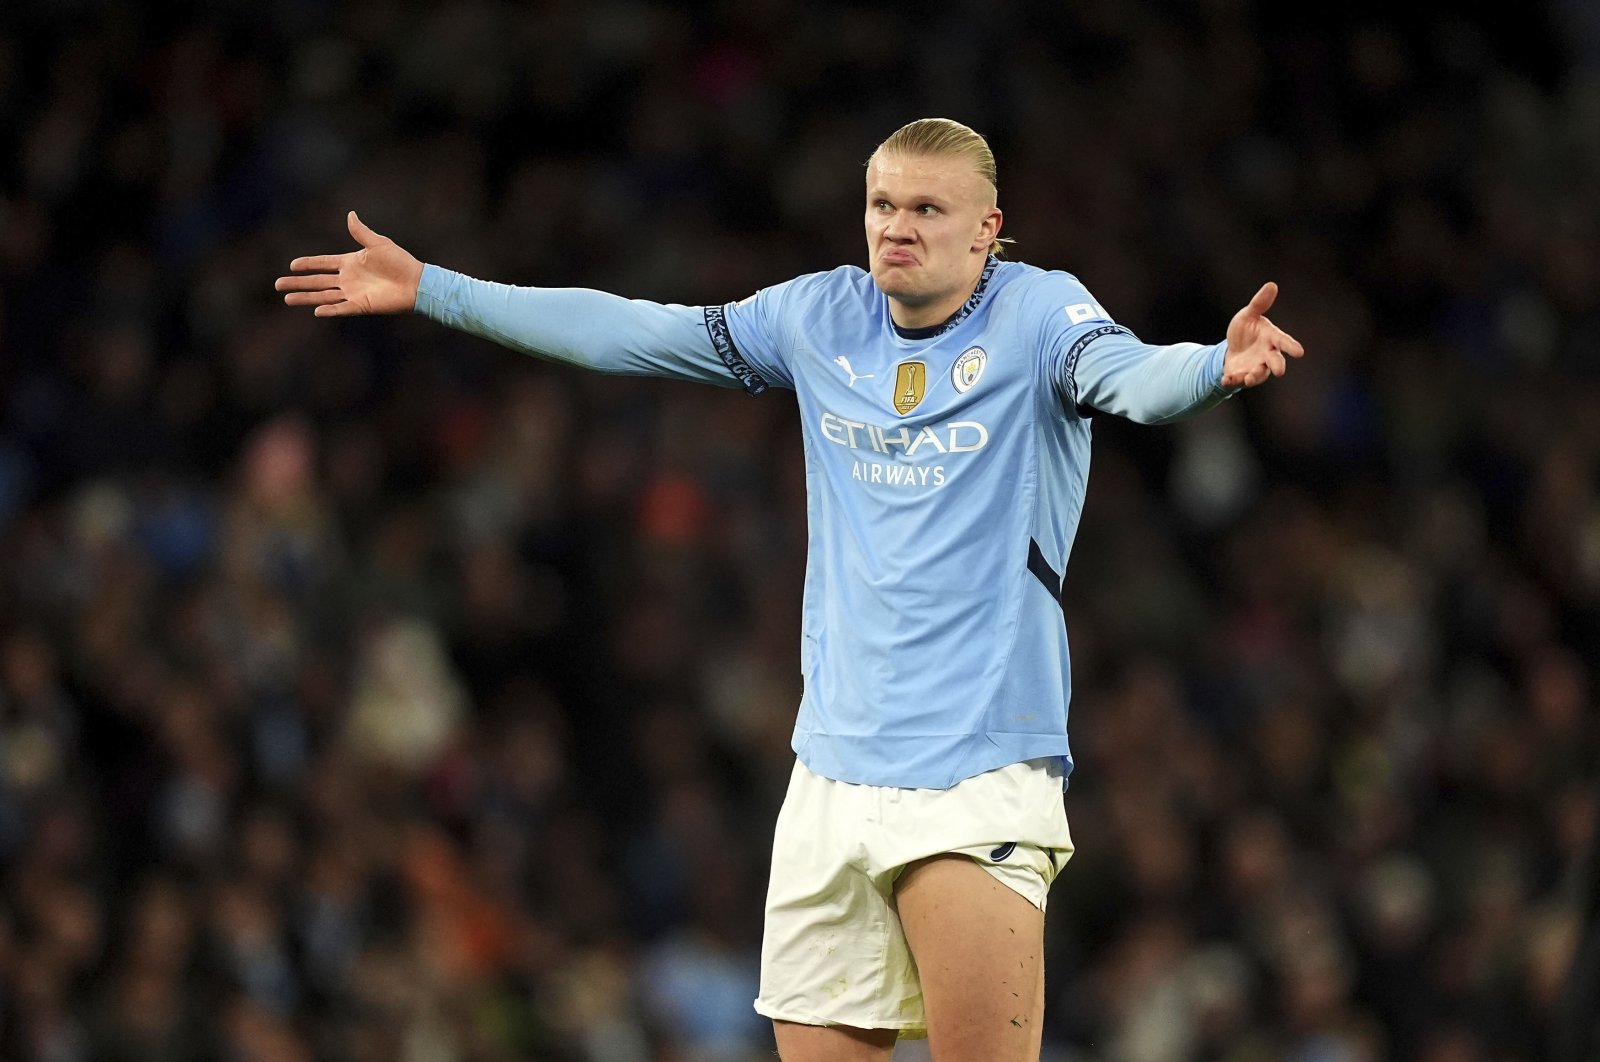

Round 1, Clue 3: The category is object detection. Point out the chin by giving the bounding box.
[871,268,924,302]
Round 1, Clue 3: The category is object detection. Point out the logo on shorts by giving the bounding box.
[951,346,987,393]
[892,361,927,415]
[989,842,1017,862]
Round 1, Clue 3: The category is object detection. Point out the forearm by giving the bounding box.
[1072,334,1235,424]
[414,264,740,387]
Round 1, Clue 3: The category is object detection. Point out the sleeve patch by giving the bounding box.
[1064,301,1112,325]
[704,304,769,396]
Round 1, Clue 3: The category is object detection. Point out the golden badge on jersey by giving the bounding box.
[892,360,927,415]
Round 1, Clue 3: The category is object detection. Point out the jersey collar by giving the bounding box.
[890,255,1000,340]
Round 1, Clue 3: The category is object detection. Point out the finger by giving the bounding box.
[1277,329,1306,358]
[1224,360,1274,389]
[288,254,347,272]
[1246,281,1277,317]
[1268,349,1288,377]
[283,289,346,307]
[314,300,361,317]
[347,210,382,248]
[275,274,342,293]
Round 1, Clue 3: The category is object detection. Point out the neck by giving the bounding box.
[887,258,990,330]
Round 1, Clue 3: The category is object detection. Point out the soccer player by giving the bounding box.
[276,118,1303,1061]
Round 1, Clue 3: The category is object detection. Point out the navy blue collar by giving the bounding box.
[890,255,999,340]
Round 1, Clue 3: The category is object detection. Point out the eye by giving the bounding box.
[917,204,940,216]
[873,200,892,212]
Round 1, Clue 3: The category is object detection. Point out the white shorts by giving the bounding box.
[754,757,1074,1036]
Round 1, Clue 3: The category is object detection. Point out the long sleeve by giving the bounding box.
[1028,269,1237,424]
[1068,331,1234,424]
[413,264,765,390]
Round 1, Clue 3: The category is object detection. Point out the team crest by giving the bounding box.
[951,346,987,393]
[892,361,927,415]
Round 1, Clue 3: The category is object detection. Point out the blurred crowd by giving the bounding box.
[1,1,1598,1060]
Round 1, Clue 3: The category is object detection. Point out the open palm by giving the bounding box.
[274,212,425,317]
[1221,282,1304,389]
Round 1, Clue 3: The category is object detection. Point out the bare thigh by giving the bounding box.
[894,854,1046,1062]
[773,1019,897,1062]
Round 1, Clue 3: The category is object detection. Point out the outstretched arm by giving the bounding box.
[1065,281,1305,424]
[275,212,424,316]
[275,213,779,392]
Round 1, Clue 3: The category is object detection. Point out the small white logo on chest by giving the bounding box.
[834,356,875,388]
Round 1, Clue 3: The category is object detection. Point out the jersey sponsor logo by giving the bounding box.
[892,360,927,415]
[851,460,947,488]
[1064,300,1112,325]
[819,412,989,455]
[951,346,987,393]
[834,355,874,388]
[820,409,989,492]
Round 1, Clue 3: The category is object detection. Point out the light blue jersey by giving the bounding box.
[417,257,1232,790]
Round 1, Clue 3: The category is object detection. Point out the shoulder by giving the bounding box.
[990,261,1112,331]
[739,264,871,310]
[739,265,877,328]
[787,264,874,302]
[991,260,1094,303]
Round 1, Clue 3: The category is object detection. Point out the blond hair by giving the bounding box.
[870,118,1013,256]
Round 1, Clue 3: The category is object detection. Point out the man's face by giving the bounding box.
[865,151,1002,327]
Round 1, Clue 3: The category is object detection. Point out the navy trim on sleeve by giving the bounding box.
[703,305,770,395]
[1062,323,1134,400]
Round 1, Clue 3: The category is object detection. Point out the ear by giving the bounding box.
[973,206,1003,253]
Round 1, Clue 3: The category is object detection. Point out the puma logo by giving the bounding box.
[834,356,874,388]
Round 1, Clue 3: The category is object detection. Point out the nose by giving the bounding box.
[883,210,915,243]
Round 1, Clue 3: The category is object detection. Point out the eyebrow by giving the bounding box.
[868,189,953,207]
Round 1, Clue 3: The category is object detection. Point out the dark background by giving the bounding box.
[1,1,1597,1059]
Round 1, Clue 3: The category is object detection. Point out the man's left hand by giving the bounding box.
[1221,282,1304,389]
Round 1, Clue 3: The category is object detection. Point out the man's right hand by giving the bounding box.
[275,211,425,316]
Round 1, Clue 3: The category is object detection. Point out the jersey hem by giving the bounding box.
[794,734,1070,791]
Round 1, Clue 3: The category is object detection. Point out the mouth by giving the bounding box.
[879,250,918,266]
